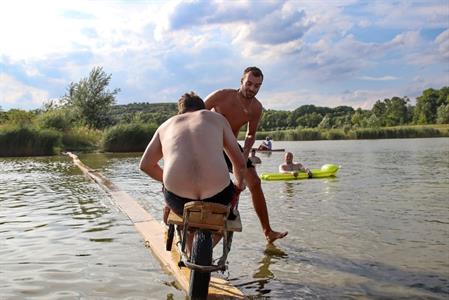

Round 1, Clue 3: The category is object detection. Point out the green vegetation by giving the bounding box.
[102,123,157,152]
[0,65,447,157]
[60,67,120,129]
[62,127,102,151]
[109,102,177,125]
[243,124,449,141]
[0,125,61,157]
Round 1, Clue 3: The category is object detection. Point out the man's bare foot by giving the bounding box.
[265,230,288,244]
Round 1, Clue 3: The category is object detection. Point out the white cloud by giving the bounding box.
[436,28,449,60]
[359,76,399,81]
[0,0,164,61]
[0,74,48,108]
[362,1,449,29]
[0,0,447,111]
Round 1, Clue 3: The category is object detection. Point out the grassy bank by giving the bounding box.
[239,124,449,141]
[0,122,157,157]
[0,126,62,157]
[102,123,157,152]
[2,123,448,157]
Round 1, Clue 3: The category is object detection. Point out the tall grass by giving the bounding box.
[102,123,157,152]
[62,126,102,151]
[0,125,61,157]
[250,124,449,141]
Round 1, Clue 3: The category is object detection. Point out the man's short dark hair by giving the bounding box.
[178,92,205,114]
[243,66,263,81]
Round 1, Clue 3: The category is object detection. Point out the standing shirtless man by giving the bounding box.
[205,67,288,243]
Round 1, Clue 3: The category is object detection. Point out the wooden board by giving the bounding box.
[252,148,285,152]
[65,152,244,299]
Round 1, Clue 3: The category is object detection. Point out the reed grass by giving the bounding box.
[248,124,449,141]
[0,125,61,157]
[62,126,102,151]
[102,123,157,152]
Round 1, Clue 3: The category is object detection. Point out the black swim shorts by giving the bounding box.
[163,181,235,216]
[223,143,254,173]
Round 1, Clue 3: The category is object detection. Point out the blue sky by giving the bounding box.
[0,0,448,111]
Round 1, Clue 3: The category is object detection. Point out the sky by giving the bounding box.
[0,0,448,111]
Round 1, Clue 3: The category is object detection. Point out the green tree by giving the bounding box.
[366,114,381,128]
[318,114,332,129]
[3,109,36,126]
[384,97,409,126]
[413,88,439,124]
[62,67,120,129]
[436,104,449,124]
[37,108,74,131]
[351,108,371,128]
[296,112,323,128]
[372,100,387,126]
[259,110,291,131]
[437,87,449,107]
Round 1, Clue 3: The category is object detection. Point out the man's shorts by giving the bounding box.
[223,144,254,173]
[163,181,235,216]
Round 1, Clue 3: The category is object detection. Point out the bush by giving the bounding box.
[38,109,74,131]
[294,128,322,140]
[325,129,346,140]
[102,123,157,152]
[62,126,102,151]
[0,126,61,157]
[353,126,442,139]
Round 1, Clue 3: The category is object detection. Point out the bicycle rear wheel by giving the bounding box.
[189,229,212,300]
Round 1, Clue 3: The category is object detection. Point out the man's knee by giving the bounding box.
[246,171,261,190]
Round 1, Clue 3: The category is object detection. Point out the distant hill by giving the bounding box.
[110,102,177,125]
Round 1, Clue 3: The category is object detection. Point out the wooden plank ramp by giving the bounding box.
[65,152,244,299]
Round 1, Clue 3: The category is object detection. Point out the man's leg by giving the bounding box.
[245,167,288,243]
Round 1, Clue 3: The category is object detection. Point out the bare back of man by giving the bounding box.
[141,109,245,200]
[161,110,236,198]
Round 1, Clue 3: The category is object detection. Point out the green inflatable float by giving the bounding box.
[260,164,340,181]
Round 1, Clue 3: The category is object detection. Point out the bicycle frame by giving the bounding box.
[166,201,242,272]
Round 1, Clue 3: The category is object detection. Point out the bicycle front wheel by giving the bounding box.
[189,229,212,300]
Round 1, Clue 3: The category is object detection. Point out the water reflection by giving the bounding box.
[1,155,179,299]
[284,243,449,297]
[281,182,295,198]
[254,244,288,280]
[2,138,449,299]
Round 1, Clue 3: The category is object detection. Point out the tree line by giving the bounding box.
[0,67,448,156]
[258,89,449,131]
[1,67,448,132]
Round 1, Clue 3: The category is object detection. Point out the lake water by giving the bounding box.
[1,138,448,299]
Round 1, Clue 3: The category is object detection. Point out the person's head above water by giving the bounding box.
[177,92,205,114]
[284,152,294,164]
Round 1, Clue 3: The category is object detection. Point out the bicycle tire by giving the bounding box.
[166,224,174,251]
[189,229,212,300]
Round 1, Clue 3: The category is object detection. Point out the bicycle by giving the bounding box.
[166,201,242,299]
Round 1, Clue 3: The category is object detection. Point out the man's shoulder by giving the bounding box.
[199,109,227,121]
[253,97,263,109]
[206,89,237,100]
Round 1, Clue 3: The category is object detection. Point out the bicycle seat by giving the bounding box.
[166,201,242,232]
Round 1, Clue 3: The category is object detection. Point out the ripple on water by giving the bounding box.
[1,156,181,299]
[2,139,449,299]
